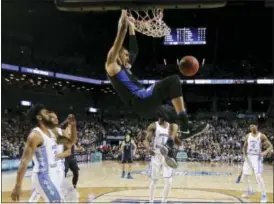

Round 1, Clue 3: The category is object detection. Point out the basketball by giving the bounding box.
[179,56,199,76]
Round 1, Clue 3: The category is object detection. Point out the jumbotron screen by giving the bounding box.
[164,27,207,45]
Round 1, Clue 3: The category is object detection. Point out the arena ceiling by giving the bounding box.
[2,1,272,79]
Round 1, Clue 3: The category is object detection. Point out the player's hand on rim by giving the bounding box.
[128,16,135,29]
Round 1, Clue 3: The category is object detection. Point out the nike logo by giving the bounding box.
[181,130,190,134]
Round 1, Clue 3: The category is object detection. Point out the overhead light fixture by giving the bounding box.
[88,107,98,113]
[20,100,32,107]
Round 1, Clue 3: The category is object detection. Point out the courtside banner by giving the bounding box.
[75,153,90,163]
[176,151,188,162]
[2,159,33,171]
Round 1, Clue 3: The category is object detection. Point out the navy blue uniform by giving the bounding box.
[108,68,179,123]
[122,140,133,163]
[65,145,79,188]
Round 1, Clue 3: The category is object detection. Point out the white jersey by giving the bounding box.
[32,127,58,174]
[152,122,169,154]
[55,128,65,171]
[247,132,262,156]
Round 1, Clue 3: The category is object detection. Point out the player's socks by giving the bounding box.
[121,171,125,178]
[127,172,133,179]
[236,175,241,183]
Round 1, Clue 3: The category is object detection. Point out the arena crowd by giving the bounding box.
[2,110,273,164]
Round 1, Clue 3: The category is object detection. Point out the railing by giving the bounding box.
[2,63,273,85]
[1,152,103,171]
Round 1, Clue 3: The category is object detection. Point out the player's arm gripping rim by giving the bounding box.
[144,122,156,155]
[11,131,43,201]
[106,10,128,71]
[260,134,273,157]
[128,18,138,66]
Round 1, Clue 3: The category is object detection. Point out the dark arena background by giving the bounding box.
[1,0,274,203]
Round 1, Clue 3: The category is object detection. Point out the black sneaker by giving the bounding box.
[179,121,209,140]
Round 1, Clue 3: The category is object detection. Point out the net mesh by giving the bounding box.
[127,9,171,38]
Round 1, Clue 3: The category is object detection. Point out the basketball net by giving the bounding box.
[127,9,171,38]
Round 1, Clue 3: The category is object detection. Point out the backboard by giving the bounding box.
[55,0,227,12]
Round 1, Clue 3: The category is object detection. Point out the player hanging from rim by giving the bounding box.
[105,10,209,168]
[144,118,181,203]
[241,123,273,203]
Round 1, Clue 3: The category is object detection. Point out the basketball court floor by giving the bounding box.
[2,161,273,203]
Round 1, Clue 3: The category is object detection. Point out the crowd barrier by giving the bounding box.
[2,159,33,171]
[1,152,103,171]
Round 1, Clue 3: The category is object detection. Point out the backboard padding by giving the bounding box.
[55,0,227,12]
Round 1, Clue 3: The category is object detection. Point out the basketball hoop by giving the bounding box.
[127,9,171,38]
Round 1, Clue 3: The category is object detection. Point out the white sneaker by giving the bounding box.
[260,194,268,203]
[241,190,255,198]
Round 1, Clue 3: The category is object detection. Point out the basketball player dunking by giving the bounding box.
[120,133,137,179]
[28,111,78,202]
[11,104,76,202]
[105,11,209,167]
[144,118,180,203]
[241,124,273,203]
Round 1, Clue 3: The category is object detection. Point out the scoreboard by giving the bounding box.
[164,27,207,45]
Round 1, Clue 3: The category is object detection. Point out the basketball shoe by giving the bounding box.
[160,138,178,169]
[179,121,209,140]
